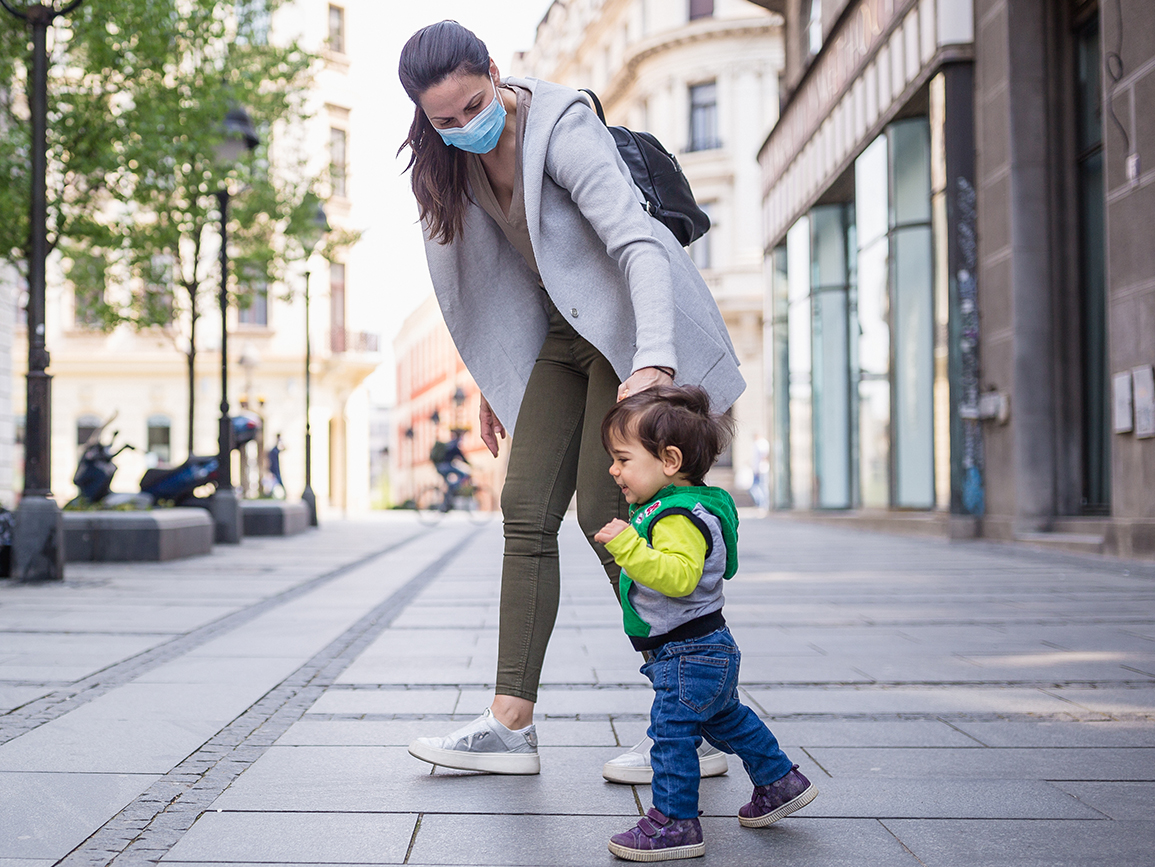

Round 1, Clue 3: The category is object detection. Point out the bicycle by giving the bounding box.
[414,478,495,525]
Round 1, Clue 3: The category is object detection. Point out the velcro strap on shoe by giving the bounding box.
[638,807,671,837]
[637,816,661,837]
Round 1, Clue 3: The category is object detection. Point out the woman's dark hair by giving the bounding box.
[397,20,491,245]
[601,385,735,486]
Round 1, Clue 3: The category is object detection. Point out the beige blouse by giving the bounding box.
[465,85,541,284]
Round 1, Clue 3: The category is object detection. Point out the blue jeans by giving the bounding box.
[642,626,794,819]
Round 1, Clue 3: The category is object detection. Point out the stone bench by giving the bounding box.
[64,508,214,562]
[241,500,310,537]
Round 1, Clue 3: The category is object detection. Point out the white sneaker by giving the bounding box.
[408,708,541,775]
[602,736,728,785]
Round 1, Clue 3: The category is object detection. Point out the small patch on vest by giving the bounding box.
[636,500,662,524]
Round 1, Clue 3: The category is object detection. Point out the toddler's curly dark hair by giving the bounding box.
[601,385,735,486]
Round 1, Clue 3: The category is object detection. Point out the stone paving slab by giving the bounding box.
[1048,781,1155,819]
[0,713,222,773]
[283,718,623,748]
[949,719,1155,746]
[742,684,1092,716]
[406,814,918,866]
[210,745,640,815]
[608,717,984,749]
[881,818,1155,865]
[306,689,462,716]
[0,771,159,860]
[162,812,418,863]
[805,746,1155,780]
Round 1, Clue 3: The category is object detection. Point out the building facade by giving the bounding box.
[9,0,381,514]
[514,0,785,497]
[758,0,1155,557]
[390,295,506,509]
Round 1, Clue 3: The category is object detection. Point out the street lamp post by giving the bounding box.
[1,0,84,581]
[300,204,329,527]
[211,107,259,544]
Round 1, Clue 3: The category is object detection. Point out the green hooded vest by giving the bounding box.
[618,484,739,638]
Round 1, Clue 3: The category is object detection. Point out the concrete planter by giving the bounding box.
[64,508,214,562]
[241,501,309,537]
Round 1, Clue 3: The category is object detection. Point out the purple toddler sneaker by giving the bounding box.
[738,764,818,828]
[608,807,705,861]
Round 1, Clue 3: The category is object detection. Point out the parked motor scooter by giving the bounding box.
[67,415,152,509]
[138,413,261,505]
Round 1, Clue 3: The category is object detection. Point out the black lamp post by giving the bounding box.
[211,106,259,544]
[1,0,83,581]
[300,203,329,527]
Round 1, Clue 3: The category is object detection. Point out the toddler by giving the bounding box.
[595,385,817,862]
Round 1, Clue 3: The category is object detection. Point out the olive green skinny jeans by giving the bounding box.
[497,302,629,703]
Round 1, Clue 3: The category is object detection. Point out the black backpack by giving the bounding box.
[580,89,711,247]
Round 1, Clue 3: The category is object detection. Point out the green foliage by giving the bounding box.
[1,0,351,457]
[0,0,326,326]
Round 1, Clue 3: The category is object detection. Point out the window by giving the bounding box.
[238,282,269,326]
[1075,16,1108,511]
[688,203,713,270]
[688,81,719,151]
[328,5,346,54]
[77,414,101,448]
[330,262,346,352]
[330,127,348,197]
[147,415,171,466]
[689,0,714,21]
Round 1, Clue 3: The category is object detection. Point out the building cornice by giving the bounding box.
[602,18,782,109]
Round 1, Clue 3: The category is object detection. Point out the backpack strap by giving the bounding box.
[579,88,607,124]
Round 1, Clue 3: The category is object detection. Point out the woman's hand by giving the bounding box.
[594,518,630,545]
[478,393,506,457]
[617,366,674,402]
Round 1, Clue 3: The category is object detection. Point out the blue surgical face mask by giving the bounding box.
[435,77,506,154]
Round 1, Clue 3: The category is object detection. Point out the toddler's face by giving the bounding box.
[606,432,673,505]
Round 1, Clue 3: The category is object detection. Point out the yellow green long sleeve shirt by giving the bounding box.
[604,515,708,598]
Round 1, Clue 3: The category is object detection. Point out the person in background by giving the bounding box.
[431,429,471,509]
[267,434,285,497]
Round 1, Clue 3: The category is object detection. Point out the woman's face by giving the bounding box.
[419,60,500,131]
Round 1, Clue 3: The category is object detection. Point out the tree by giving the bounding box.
[0,0,326,458]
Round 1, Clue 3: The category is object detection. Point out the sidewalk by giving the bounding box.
[2,513,1153,866]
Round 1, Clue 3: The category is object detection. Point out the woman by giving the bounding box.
[399,20,744,782]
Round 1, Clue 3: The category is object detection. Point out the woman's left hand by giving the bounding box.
[617,367,673,402]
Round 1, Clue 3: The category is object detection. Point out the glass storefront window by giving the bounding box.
[855,135,891,508]
[771,245,792,508]
[889,119,935,508]
[811,204,852,508]
[786,217,813,510]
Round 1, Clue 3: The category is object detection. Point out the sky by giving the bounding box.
[352,0,555,404]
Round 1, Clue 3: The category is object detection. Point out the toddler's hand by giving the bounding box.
[594,518,630,545]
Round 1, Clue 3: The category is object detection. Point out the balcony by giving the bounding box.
[331,328,379,354]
